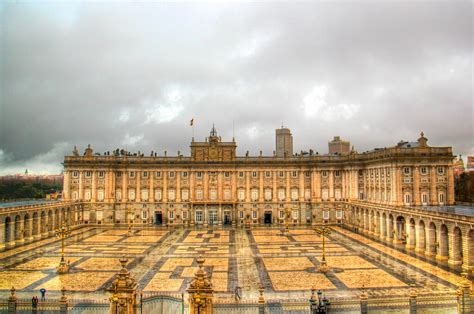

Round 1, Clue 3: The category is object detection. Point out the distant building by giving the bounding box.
[328,136,350,155]
[467,156,474,173]
[453,155,465,177]
[275,127,293,158]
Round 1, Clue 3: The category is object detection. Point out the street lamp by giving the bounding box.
[55,222,70,273]
[315,222,331,273]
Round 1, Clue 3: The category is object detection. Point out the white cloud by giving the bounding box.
[302,85,360,122]
[118,108,130,122]
[245,125,260,140]
[122,133,144,147]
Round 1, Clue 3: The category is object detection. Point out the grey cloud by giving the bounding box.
[0,1,472,174]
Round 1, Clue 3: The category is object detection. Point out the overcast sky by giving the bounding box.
[0,1,472,175]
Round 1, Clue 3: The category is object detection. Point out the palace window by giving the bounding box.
[251,189,259,201]
[169,211,174,219]
[239,172,244,178]
[336,211,343,220]
[335,170,341,177]
[323,211,330,220]
[278,171,285,178]
[182,171,188,178]
[85,171,92,178]
[420,167,427,175]
[278,189,285,200]
[196,172,203,178]
[97,189,104,201]
[181,189,189,201]
[321,171,328,177]
[252,211,257,219]
[404,193,411,205]
[72,171,79,178]
[305,171,311,178]
[438,192,445,204]
[291,188,298,201]
[292,171,297,178]
[155,171,161,178]
[141,189,148,201]
[304,189,311,201]
[169,171,175,178]
[292,210,298,219]
[168,189,175,201]
[358,170,363,176]
[128,189,135,200]
[142,210,148,220]
[224,172,230,178]
[142,171,148,178]
[252,171,258,178]
[239,211,244,219]
[129,171,135,178]
[279,211,285,219]
[115,189,122,200]
[154,189,162,201]
[403,167,411,175]
[422,193,428,205]
[237,189,245,201]
[98,171,105,178]
[196,189,203,200]
[210,189,217,200]
[437,167,445,175]
[224,189,231,200]
[182,211,187,219]
[264,189,272,201]
[265,171,271,178]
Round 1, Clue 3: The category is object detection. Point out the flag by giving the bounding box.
[190,118,194,126]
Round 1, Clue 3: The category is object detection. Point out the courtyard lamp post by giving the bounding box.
[315,223,331,273]
[55,222,70,274]
[310,288,330,314]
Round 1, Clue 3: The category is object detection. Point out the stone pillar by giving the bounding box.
[122,172,128,203]
[190,171,195,202]
[91,171,97,202]
[285,172,290,202]
[8,287,17,314]
[163,171,168,203]
[272,171,277,202]
[203,171,208,201]
[396,167,403,206]
[59,287,69,314]
[246,171,251,203]
[360,290,368,314]
[409,287,417,314]
[299,171,304,202]
[135,171,141,202]
[258,284,265,314]
[314,170,321,201]
[107,257,138,314]
[259,171,264,203]
[187,256,213,314]
[447,166,455,205]
[430,166,437,205]
[0,221,5,251]
[231,171,237,202]
[176,171,181,203]
[63,171,70,200]
[328,170,334,202]
[413,166,420,206]
[218,171,223,201]
[457,273,472,314]
[149,172,154,202]
[78,171,84,200]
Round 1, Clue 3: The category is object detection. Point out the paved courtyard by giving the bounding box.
[0,226,461,302]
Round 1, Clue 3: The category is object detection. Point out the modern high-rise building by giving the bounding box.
[328,136,350,155]
[275,127,293,158]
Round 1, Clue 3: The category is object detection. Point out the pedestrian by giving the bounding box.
[31,296,38,308]
[40,288,46,301]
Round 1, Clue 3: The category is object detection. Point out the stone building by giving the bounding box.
[328,136,350,155]
[275,127,293,158]
[62,128,455,226]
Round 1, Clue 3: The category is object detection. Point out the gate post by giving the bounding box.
[258,284,265,314]
[409,286,417,314]
[457,272,472,314]
[59,287,68,314]
[360,290,368,314]
[186,256,213,314]
[8,287,17,314]
[107,257,138,314]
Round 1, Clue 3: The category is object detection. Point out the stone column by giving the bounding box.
[163,171,168,203]
[217,171,223,200]
[299,171,304,202]
[176,171,181,203]
[91,171,97,202]
[231,171,237,202]
[59,287,69,314]
[8,287,17,314]
[122,172,128,203]
[149,172,154,202]
[314,170,321,201]
[190,171,195,202]
[259,171,264,203]
[0,221,5,251]
[447,166,455,205]
[457,273,472,314]
[246,171,251,203]
[328,170,334,201]
[409,288,417,314]
[396,167,403,206]
[413,166,420,206]
[285,172,290,202]
[272,171,277,202]
[78,171,84,200]
[135,171,141,202]
[430,166,437,205]
[63,171,70,200]
[360,291,368,314]
[203,171,208,201]
[187,257,213,314]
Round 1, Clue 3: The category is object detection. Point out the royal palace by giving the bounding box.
[62,126,455,227]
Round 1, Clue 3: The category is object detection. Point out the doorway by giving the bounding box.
[209,211,218,226]
[155,212,163,225]
[224,211,231,225]
[264,211,272,224]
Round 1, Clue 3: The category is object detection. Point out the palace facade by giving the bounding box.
[62,126,455,226]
